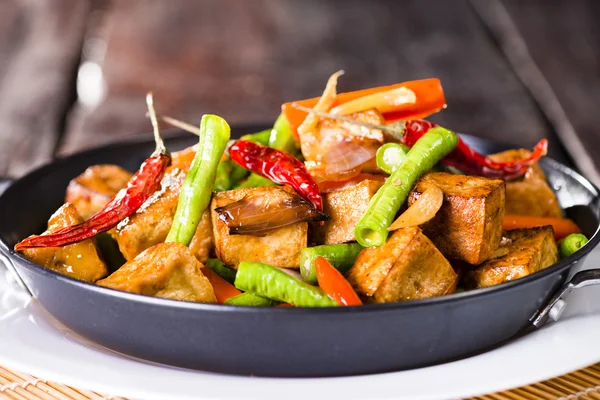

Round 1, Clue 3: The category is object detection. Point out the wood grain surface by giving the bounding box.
[0,0,597,185]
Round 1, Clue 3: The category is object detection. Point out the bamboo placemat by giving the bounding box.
[3,364,600,400]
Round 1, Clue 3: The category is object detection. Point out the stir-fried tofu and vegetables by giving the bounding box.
[15,76,589,307]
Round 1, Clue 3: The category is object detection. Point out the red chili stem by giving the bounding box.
[401,120,548,180]
[229,140,323,211]
[15,153,170,250]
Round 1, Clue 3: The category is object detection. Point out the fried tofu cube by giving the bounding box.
[20,203,108,282]
[465,226,558,289]
[347,226,457,303]
[169,144,198,173]
[65,164,132,220]
[97,242,216,303]
[489,149,562,217]
[408,172,505,265]
[115,169,213,262]
[315,179,383,244]
[211,186,308,268]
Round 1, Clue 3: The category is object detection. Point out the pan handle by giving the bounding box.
[0,177,33,296]
[531,269,600,328]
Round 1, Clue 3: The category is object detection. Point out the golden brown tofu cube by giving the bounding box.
[489,149,562,217]
[20,204,108,282]
[408,172,505,265]
[212,186,308,268]
[347,227,456,303]
[65,164,132,220]
[316,179,383,244]
[115,169,213,262]
[465,226,558,289]
[169,144,198,173]
[97,242,216,303]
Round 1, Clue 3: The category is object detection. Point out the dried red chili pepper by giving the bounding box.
[228,140,323,211]
[400,119,548,180]
[15,93,171,250]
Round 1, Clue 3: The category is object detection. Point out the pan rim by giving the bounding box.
[1,129,599,314]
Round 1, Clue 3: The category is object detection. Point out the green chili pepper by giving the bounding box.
[559,233,589,258]
[205,258,237,284]
[234,174,277,189]
[241,129,271,146]
[268,114,298,155]
[224,292,279,307]
[235,261,339,307]
[300,243,364,284]
[355,126,458,247]
[166,115,231,245]
[376,143,410,174]
[213,161,232,192]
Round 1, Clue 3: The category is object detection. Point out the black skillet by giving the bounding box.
[0,126,599,377]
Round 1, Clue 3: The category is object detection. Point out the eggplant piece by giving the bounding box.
[20,203,108,282]
[211,186,308,269]
[115,169,213,262]
[465,226,558,289]
[97,242,216,303]
[65,164,132,220]
[346,226,457,303]
[489,149,562,217]
[408,172,505,265]
[315,179,383,244]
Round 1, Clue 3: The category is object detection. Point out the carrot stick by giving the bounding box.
[282,78,445,137]
[202,267,242,304]
[503,214,581,240]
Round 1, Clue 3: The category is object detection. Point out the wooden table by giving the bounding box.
[0,0,598,184]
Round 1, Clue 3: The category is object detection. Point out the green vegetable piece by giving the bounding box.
[230,161,249,183]
[300,243,364,284]
[268,114,298,155]
[559,233,589,258]
[95,232,126,273]
[213,161,232,192]
[241,129,271,146]
[166,114,231,245]
[205,258,237,284]
[354,126,458,247]
[234,174,277,189]
[376,143,410,174]
[235,261,339,307]
[225,292,278,307]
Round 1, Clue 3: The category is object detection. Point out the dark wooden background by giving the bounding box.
[0,0,598,185]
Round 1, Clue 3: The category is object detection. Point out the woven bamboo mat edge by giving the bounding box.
[3,363,600,400]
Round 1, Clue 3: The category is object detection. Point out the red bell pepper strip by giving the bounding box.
[314,256,362,306]
[229,140,323,211]
[400,119,548,180]
[15,93,171,250]
[282,78,445,138]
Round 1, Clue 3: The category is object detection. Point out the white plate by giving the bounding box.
[1,247,600,400]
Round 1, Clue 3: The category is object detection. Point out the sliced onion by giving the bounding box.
[297,70,344,136]
[388,185,444,231]
[216,188,329,235]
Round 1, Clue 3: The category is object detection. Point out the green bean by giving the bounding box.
[268,114,298,155]
[205,258,237,284]
[234,174,277,189]
[95,233,126,273]
[559,233,589,258]
[376,143,410,174]
[166,114,231,245]
[235,261,339,307]
[213,161,232,192]
[224,292,278,307]
[300,243,364,284]
[354,127,458,247]
[241,129,271,146]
